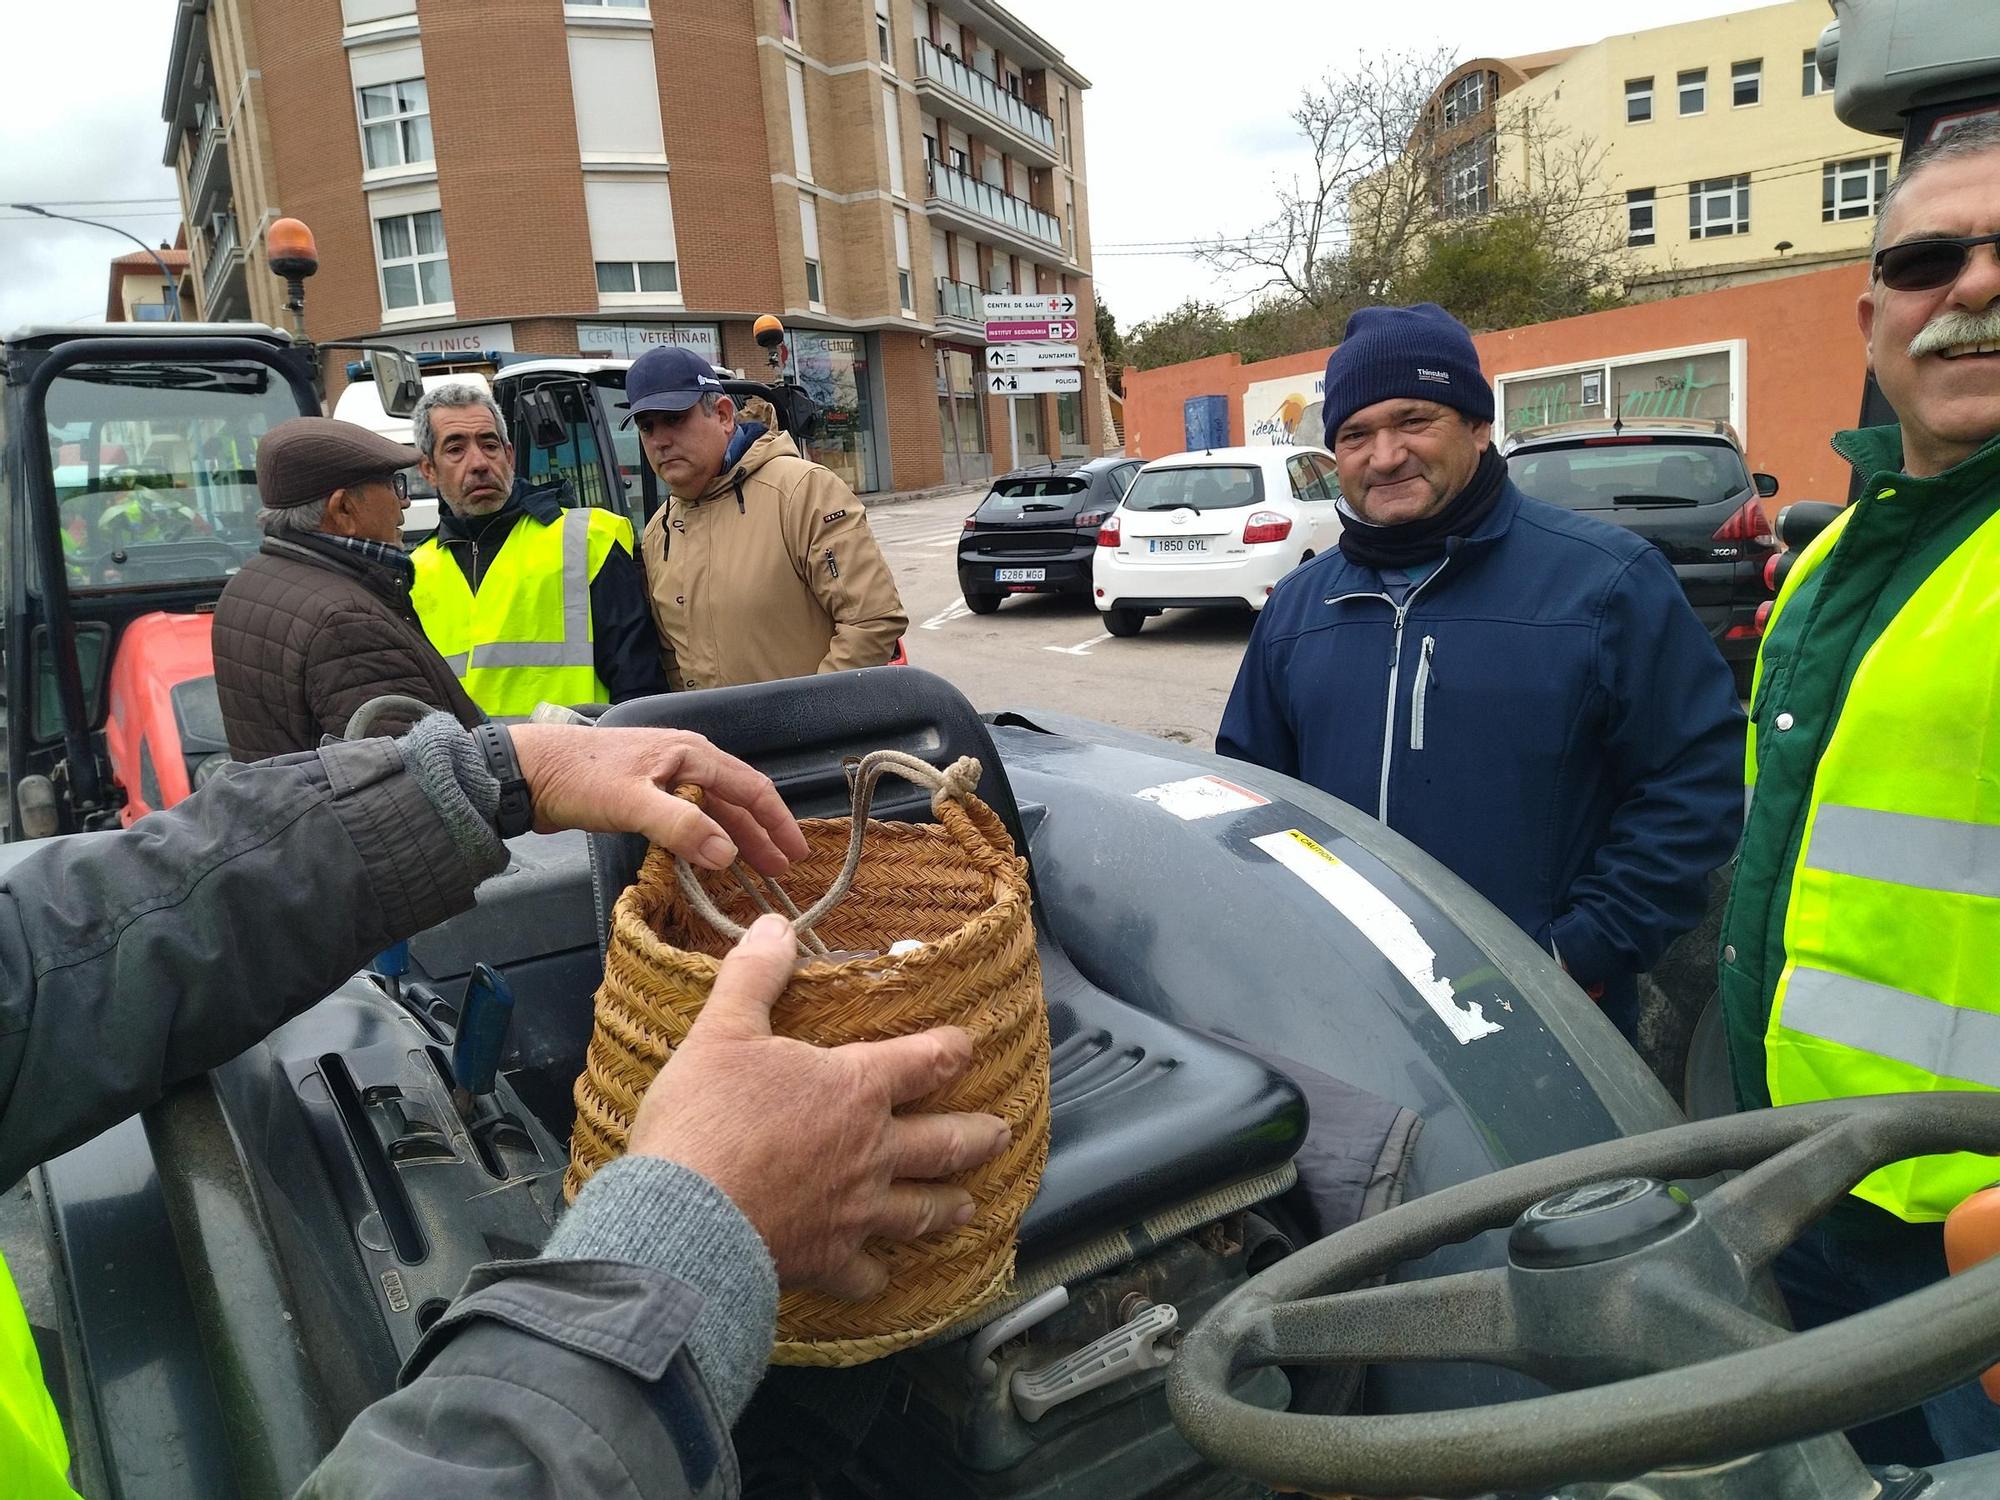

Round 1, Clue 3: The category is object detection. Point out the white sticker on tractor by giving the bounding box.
[1135,775,1271,821]
[1252,830,1502,1045]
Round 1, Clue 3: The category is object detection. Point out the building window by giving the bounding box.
[876,0,892,67]
[1678,68,1707,115]
[1688,174,1750,239]
[1732,59,1761,107]
[595,260,678,294]
[778,0,795,39]
[1625,77,1653,124]
[1626,188,1655,247]
[376,209,451,311]
[1802,47,1827,95]
[882,84,906,197]
[1440,136,1492,218]
[800,194,824,309]
[1441,70,1490,127]
[787,59,812,182]
[1823,154,1892,221]
[1060,94,1071,165]
[358,79,433,171]
[570,0,647,6]
[893,208,913,313]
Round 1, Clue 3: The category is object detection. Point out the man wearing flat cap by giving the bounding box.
[213,416,483,760]
[1218,303,1744,1040]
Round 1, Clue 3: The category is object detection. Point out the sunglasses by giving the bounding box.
[1872,230,2000,291]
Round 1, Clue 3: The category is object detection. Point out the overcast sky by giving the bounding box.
[0,0,1789,336]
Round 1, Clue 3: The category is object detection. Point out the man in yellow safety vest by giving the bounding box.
[410,382,666,720]
[1719,117,2000,1465]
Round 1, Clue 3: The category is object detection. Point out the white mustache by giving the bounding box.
[1908,307,2000,359]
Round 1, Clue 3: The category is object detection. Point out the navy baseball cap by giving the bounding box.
[619,344,726,425]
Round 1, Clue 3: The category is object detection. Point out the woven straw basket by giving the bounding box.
[567,750,1051,1367]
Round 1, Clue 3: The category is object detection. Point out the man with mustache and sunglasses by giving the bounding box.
[1718,116,2000,1466]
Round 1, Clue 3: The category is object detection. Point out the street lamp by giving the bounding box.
[9,202,183,321]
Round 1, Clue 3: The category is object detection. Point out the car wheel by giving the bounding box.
[1103,606,1145,638]
[964,592,1002,615]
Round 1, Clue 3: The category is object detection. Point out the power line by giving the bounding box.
[30,196,181,208]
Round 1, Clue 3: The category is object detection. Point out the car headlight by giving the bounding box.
[190,751,235,790]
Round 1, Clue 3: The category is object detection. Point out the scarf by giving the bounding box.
[1336,445,1508,570]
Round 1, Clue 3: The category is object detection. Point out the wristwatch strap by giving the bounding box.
[473,722,535,839]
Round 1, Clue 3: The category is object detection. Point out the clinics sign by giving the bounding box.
[1494,341,1746,441]
[575,322,724,365]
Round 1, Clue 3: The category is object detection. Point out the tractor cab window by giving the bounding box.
[43,361,297,594]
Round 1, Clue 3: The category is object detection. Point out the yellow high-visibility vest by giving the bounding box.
[411,506,632,721]
[1758,496,2000,1220]
[1,1253,78,1497]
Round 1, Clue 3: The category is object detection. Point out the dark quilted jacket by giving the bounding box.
[214,533,483,760]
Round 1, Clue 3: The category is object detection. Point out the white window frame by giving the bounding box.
[1494,339,1750,447]
[595,260,679,296]
[875,0,893,69]
[1802,48,1826,96]
[893,209,913,315]
[357,77,433,172]
[1731,59,1761,108]
[1678,68,1707,116]
[787,60,813,182]
[584,176,681,309]
[1688,174,1750,239]
[1441,70,1488,127]
[1440,136,1491,218]
[1626,188,1656,247]
[800,194,825,311]
[882,84,906,198]
[1823,154,1891,222]
[374,206,452,317]
[1625,77,1653,123]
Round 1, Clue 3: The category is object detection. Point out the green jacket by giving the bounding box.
[1720,425,2000,1129]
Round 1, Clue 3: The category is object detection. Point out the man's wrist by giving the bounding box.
[472,722,535,838]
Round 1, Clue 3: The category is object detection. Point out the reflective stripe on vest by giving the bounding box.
[2,1254,77,1497]
[1762,498,2000,1222]
[410,507,631,719]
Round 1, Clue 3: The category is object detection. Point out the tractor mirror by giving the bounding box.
[517,389,569,451]
[367,348,425,420]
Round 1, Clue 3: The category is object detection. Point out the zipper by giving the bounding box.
[1411,636,1435,750]
[1326,560,1452,823]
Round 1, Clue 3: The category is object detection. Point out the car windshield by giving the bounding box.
[1507,439,1749,509]
[44,360,303,596]
[590,377,648,511]
[1122,464,1263,512]
[978,475,1087,515]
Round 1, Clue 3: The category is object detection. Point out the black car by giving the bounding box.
[1504,419,1779,695]
[956,455,1142,613]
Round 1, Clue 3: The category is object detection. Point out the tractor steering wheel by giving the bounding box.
[1167,1092,2000,1498]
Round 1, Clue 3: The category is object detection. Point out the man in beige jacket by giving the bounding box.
[622,345,905,690]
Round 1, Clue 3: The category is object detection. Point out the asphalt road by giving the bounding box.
[872,486,1257,751]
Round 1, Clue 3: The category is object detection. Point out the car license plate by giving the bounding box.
[1147,538,1209,555]
[995,567,1046,583]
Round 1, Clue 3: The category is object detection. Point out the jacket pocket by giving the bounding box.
[1410,635,1435,751]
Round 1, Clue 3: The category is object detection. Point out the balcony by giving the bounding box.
[925,159,1064,260]
[189,118,231,218]
[201,212,247,317]
[935,277,982,325]
[915,38,1058,164]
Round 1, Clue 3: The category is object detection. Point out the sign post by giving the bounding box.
[984,369,1083,396]
[982,291,1084,472]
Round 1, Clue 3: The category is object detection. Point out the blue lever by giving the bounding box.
[450,963,515,1117]
[372,942,410,1002]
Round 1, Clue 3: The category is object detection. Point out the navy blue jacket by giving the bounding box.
[1218,480,1744,1010]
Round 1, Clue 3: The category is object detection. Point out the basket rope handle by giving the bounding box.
[673,750,984,953]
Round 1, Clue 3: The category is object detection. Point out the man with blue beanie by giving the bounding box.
[1218,303,1744,1040]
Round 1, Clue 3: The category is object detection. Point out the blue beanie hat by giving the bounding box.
[1320,303,1495,449]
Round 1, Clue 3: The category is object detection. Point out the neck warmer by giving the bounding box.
[1337,445,1508,570]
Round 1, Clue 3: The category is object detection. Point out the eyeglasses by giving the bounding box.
[1872,231,2000,291]
[389,470,409,501]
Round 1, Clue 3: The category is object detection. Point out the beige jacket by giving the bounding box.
[640,424,906,690]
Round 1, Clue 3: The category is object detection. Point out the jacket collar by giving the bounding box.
[1833,423,2000,502]
[263,531,413,604]
[685,423,800,506]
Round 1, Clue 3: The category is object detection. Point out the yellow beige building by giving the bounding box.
[1441,0,1900,296]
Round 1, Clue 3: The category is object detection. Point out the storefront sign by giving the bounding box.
[575,321,724,365]
[380,322,515,356]
[1243,370,1326,447]
[1496,342,1744,439]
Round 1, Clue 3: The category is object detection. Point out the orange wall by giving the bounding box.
[1123,263,1871,505]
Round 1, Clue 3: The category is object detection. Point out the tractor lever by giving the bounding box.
[449,963,516,1121]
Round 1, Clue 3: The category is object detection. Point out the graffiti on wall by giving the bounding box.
[1500,346,1737,436]
[1243,370,1327,446]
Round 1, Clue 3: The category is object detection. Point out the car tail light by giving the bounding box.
[1096,513,1122,547]
[1763,552,1785,593]
[1075,510,1107,528]
[1724,622,1763,640]
[1714,499,1774,548]
[1755,600,1774,631]
[1241,510,1292,545]
[962,515,977,530]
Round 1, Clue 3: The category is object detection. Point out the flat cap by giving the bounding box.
[256,416,419,509]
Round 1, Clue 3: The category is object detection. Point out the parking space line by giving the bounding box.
[921,597,974,630]
[1044,632,1113,656]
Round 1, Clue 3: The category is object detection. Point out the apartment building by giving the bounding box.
[104,245,196,322]
[1426,0,1898,296]
[159,0,1102,493]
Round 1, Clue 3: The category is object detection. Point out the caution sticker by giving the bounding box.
[1251,829,1502,1044]
[1134,774,1270,821]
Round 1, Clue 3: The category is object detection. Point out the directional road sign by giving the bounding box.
[985,369,1082,396]
[985,318,1078,343]
[980,292,1079,320]
[986,342,1082,371]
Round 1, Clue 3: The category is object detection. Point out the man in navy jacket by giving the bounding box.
[1218,304,1744,1038]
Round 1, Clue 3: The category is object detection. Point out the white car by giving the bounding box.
[1091,444,1343,637]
